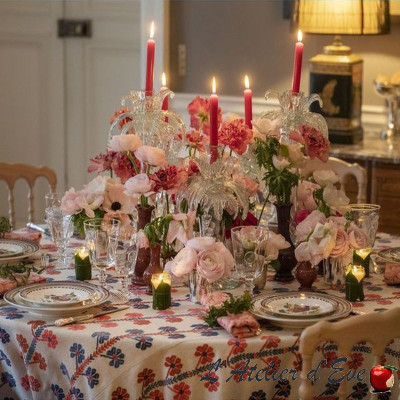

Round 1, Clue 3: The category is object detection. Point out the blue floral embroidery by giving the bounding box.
[168,333,185,339]
[1,371,16,388]
[0,328,10,344]
[91,331,111,345]
[158,326,177,333]
[69,387,84,400]
[70,343,85,368]
[84,367,99,388]
[134,336,153,350]
[104,347,124,368]
[0,350,11,367]
[248,390,266,400]
[51,383,65,399]
[125,329,144,335]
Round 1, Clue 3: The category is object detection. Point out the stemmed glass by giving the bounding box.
[45,207,74,266]
[44,193,61,241]
[231,226,269,289]
[84,219,121,288]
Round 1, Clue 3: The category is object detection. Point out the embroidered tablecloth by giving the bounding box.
[1,231,400,400]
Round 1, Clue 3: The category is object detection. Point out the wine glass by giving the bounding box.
[84,218,120,288]
[45,207,74,266]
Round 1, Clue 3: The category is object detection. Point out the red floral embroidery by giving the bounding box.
[195,344,215,364]
[364,294,382,299]
[41,329,58,348]
[32,352,47,370]
[228,338,247,354]
[376,300,393,305]
[67,324,86,331]
[27,320,46,329]
[133,319,151,325]
[16,334,28,353]
[124,312,143,319]
[111,386,130,400]
[202,371,219,391]
[261,335,281,349]
[137,368,155,386]
[165,355,183,376]
[166,317,183,323]
[323,351,337,368]
[157,309,175,315]
[264,356,281,376]
[231,361,250,383]
[21,375,40,392]
[149,389,164,400]
[100,321,119,328]
[171,382,191,400]
[347,353,364,369]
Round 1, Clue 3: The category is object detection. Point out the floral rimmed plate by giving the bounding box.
[0,241,25,258]
[0,239,40,264]
[377,247,400,263]
[260,292,337,319]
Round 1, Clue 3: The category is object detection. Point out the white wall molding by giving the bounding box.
[171,92,387,131]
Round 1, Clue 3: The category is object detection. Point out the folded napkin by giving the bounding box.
[4,231,42,243]
[384,263,400,285]
[0,273,46,296]
[217,311,261,339]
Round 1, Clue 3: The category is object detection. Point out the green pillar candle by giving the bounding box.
[152,271,171,310]
[74,247,92,281]
[345,264,365,302]
[353,248,371,278]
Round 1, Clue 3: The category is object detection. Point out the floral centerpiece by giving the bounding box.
[293,170,369,288]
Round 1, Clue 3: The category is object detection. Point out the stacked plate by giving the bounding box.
[377,247,400,263]
[4,281,109,317]
[0,239,40,264]
[251,291,352,329]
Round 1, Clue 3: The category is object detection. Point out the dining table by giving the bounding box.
[1,229,400,400]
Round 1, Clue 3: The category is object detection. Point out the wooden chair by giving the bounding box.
[300,157,367,203]
[299,308,400,400]
[0,163,57,228]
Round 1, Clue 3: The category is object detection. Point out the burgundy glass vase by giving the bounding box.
[143,243,163,295]
[274,203,297,282]
[132,204,154,286]
[295,261,317,291]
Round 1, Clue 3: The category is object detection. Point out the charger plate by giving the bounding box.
[251,292,352,329]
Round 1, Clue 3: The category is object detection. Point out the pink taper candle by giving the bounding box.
[161,72,168,111]
[210,77,218,163]
[244,75,253,129]
[145,22,155,95]
[291,30,304,94]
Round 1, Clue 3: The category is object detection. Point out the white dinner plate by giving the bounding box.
[0,239,40,264]
[260,292,337,319]
[377,247,400,263]
[0,241,25,258]
[4,281,109,317]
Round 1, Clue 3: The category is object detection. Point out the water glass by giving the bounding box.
[45,207,74,266]
[84,219,120,288]
[231,226,269,288]
[349,204,381,247]
[45,192,61,209]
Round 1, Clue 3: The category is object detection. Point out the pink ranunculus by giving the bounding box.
[293,209,312,226]
[187,96,221,135]
[218,119,253,155]
[150,165,188,195]
[233,174,259,197]
[102,180,136,214]
[61,188,83,215]
[200,291,230,310]
[297,124,330,162]
[295,210,326,242]
[212,242,235,276]
[348,225,369,249]
[330,228,350,259]
[124,174,153,197]
[135,145,166,167]
[169,246,198,278]
[108,134,141,153]
[137,230,149,249]
[196,249,226,283]
[186,237,216,252]
[296,180,319,211]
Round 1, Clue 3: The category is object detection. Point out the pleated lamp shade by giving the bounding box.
[294,0,390,35]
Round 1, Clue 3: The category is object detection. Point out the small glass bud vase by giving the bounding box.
[323,259,346,290]
[74,247,92,281]
[345,264,365,302]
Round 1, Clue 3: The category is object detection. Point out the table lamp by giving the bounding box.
[294,0,390,144]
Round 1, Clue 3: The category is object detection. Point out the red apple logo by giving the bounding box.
[370,365,398,393]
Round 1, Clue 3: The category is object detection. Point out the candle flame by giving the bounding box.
[297,29,303,42]
[212,76,216,94]
[150,21,155,39]
[161,72,167,86]
[245,75,250,89]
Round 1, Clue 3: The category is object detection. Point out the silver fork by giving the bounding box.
[108,289,129,305]
[40,253,49,268]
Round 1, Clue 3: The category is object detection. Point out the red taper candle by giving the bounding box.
[291,30,304,94]
[244,75,253,129]
[210,77,219,163]
[161,72,168,111]
[145,21,155,95]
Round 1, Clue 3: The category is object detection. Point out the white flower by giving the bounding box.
[323,185,350,211]
[108,134,142,153]
[313,170,340,187]
[295,210,326,242]
[85,175,108,195]
[222,112,241,124]
[252,118,280,139]
[265,231,290,261]
[124,174,153,197]
[287,144,307,168]
[272,155,290,170]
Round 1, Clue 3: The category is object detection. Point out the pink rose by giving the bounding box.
[108,134,141,152]
[296,180,319,211]
[135,145,166,167]
[213,242,235,276]
[348,225,369,249]
[186,237,216,252]
[330,228,350,259]
[295,210,326,242]
[200,291,230,310]
[196,249,225,283]
[124,174,153,197]
[169,246,198,278]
